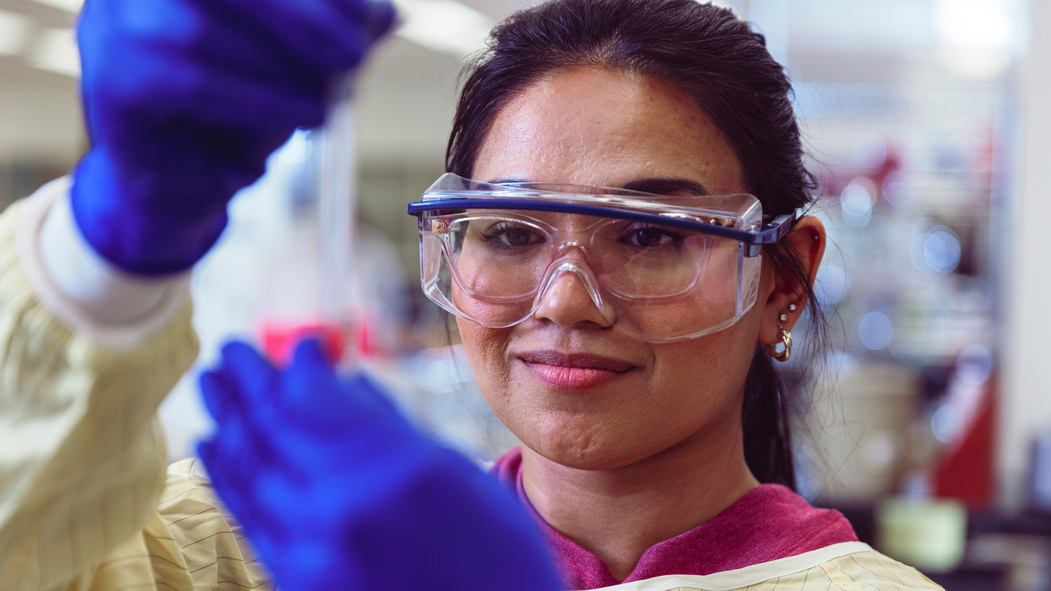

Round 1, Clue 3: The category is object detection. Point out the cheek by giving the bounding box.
[456,318,514,407]
[651,309,762,416]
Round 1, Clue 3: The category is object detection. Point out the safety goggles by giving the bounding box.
[407,174,793,342]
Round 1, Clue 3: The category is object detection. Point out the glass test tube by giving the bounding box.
[318,73,358,365]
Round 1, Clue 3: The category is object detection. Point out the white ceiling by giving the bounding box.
[0,0,1031,169]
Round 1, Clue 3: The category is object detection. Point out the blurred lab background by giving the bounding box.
[1,0,1050,588]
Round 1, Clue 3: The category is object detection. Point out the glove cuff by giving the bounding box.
[71,149,230,275]
[13,177,193,348]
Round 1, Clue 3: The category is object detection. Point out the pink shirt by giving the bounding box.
[492,447,858,590]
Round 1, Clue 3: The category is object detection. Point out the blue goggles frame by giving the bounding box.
[406,175,794,257]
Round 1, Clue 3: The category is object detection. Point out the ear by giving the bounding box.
[758,215,826,346]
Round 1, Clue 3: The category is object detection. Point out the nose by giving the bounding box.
[532,260,615,330]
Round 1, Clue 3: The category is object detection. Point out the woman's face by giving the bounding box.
[463,67,771,471]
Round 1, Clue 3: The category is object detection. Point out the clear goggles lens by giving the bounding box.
[407,174,792,343]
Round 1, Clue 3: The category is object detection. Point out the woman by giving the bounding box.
[0,0,942,589]
[392,2,937,587]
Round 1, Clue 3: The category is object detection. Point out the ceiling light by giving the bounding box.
[27,27,80,77]
[934,0,1027,77]
[28,0,83,13]
[0,9,33,56]
[393,0,494,58]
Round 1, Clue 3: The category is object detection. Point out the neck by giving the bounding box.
[520,421,759,582]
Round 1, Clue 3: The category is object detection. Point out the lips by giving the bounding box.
[517,350,636,390]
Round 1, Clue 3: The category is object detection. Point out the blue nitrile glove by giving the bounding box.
[72,0,394,274]
[197,339,563,591]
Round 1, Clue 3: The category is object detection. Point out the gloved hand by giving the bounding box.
[72,0,394,274]
[198,340,563,591]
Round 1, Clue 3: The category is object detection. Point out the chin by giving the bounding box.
[521,420,645,472]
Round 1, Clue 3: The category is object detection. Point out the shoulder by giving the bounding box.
[158,457,261,565]
[154,459,274,587]
[737,484,859,547]
[83,458,273,590]
[818,549,944,590]
[686,483,858,569]
[592,544,944,591]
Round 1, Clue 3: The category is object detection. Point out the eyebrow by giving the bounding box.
[621,178,709,196]
[485,177,710,196]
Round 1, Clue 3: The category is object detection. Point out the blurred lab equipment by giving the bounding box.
[1028,428,1051,512]
[794,66,1010,508]
[877,496,967,573]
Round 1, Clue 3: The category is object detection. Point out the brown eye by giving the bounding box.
[630,228,666,247]
[620,223,683,249]
[501,227,535,246]
[481,222,545,249]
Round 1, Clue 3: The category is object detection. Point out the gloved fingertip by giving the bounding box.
[291,336,331,369]
[199,370,231,421]
[364,0,397,40]
[199,368,225,389]
[221,340,264,364]
[197,438,217,467]
[201,370,224,408]
[219,340,280,398]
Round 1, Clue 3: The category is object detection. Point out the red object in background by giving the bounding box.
[933,380,996,509]
[260,322,347,366]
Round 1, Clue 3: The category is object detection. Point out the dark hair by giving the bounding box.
[446,0,824,490]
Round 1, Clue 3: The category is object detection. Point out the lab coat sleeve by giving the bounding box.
[0,180,201,591]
